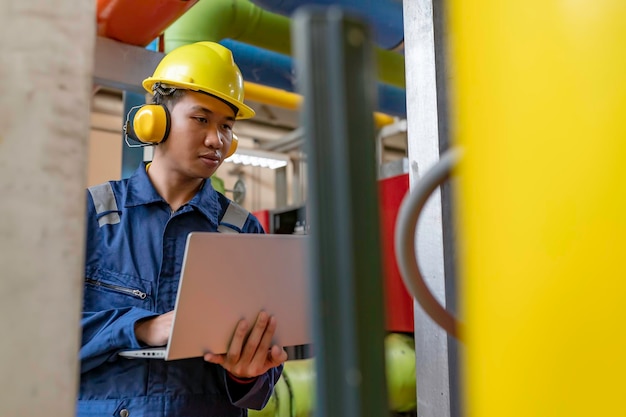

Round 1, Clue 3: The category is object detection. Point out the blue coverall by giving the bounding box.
[78,163,281,417]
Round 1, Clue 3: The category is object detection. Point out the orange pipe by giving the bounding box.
[96,0,198,47]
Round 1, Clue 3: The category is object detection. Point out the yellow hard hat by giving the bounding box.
[142,41,255,120]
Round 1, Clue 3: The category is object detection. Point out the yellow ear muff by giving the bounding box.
[132,104,171,144]
[225,133,239,158]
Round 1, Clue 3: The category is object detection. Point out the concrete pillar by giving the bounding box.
[0,1,95,415]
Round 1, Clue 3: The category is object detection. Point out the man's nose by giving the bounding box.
[204,127,223,149]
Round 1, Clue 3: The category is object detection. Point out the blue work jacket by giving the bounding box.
[79,163,280,417]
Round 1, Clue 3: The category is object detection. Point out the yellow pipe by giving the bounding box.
[451,1,626,416]
[244,82,395,128]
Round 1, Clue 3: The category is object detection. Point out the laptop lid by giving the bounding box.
[161,232,312,361]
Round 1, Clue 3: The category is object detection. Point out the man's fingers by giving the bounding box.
[204,352,225,365]
[240,312,270,361]
[213,313,287,379]
[252,315,277,364]
[227,319,249,362]
[269,345,288,365]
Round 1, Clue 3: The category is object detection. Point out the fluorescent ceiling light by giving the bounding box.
[224,148,290,170]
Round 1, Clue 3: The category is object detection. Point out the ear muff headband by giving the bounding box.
[132,104,171,144]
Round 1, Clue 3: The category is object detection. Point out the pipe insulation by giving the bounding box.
[222,39,406,117]
[249,0,404,50]
[163,0,405,88]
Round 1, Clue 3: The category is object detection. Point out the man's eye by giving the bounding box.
[221,124,233,131]
[194,117,207,124]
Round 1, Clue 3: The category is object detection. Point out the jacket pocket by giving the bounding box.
[84,269,152,311]
[85,278,147,300]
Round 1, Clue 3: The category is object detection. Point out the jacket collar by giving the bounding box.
[124,162,222,228]
[125,163,163,207]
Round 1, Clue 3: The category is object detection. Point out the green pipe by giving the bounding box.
[164,0,405,88]
[165,0,292,54]
[375,49,405,88]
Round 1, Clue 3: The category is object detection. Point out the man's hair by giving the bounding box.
[151,86,186,110]
[150,82,239,116]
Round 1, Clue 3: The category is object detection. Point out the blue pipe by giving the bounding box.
[221,39,406,117]
[376,83,406,118]
[248,0,404,50]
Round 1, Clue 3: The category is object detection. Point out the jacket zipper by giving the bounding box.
[85,278,147,300]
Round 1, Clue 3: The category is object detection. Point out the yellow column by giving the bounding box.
[450,1,626,416]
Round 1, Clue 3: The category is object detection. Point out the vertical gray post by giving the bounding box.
[0,1,95,415]
[403,0,456,417]
[291,155,305,206]
[122,91,146,178]
[293,7,389,417]
[275,166,288,208]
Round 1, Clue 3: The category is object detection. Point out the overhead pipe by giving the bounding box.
[96,0,199,47]
[163,0,405,88]
[221,39,406,117]
[248,0,403,50]
[244,82,396,128]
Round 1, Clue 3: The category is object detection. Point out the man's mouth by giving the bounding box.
[200,153,220,162]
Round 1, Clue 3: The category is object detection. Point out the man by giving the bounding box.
[79,41,287,417]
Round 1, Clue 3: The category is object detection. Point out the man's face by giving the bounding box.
[157,90,236,180]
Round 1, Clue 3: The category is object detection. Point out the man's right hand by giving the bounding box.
[134,311,174,346]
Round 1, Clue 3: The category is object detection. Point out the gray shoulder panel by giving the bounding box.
[88,182,120,227]
[217,201,249,233]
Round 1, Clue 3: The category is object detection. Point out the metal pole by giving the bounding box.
[275,166,288,208]
[293,7,389,417]
[292,154,304,206]
[122,91,146,179]
[402,0,455,416]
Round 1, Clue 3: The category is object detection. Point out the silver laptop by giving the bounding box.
[119,233,312,361]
